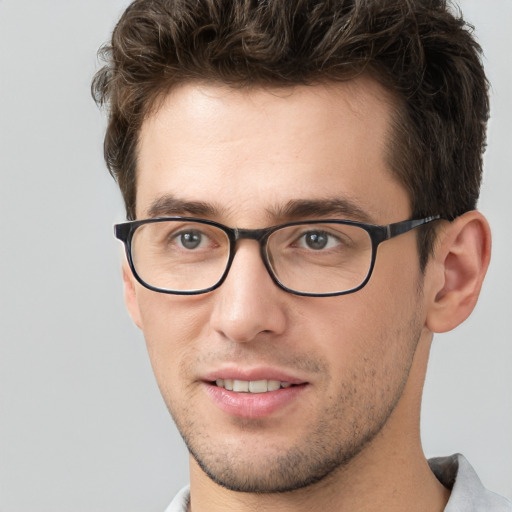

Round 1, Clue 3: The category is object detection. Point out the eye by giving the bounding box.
[174,229,208,250]
[297,230,340,250]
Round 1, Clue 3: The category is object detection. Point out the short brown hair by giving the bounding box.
[92,0,489,269]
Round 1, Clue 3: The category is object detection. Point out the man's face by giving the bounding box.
[127,79,430,492]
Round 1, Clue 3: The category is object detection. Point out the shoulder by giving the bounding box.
[429,454,512,512]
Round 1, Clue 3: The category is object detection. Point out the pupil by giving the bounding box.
[181,231,201,249]
[306,232,327,250]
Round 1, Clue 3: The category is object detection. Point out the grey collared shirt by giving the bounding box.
[429,454,511,511]
[165,454,511,511]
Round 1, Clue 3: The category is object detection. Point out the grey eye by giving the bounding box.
[179,231,203,249]
[304,231,329,250]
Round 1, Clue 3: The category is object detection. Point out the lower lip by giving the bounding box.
[203,382,308,419]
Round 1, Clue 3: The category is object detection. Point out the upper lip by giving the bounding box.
[201,367,308,385]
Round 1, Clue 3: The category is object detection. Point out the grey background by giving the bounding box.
[0,1,510,510]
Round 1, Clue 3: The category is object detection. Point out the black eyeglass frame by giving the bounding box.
[114,215,441,297]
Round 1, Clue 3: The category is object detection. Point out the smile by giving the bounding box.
[215,379,293,393]
[206,378,308,418]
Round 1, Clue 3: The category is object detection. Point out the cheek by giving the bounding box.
[136,291,211,382]
[359,269,424,375]
[308,263,424,383]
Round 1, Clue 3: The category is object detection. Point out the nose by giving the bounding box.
[209,240,288,343]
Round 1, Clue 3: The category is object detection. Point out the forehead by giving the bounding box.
[136,79,410,224]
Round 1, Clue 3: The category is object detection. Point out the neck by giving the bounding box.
[188,332,450,512]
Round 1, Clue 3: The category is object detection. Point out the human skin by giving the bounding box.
[123,78,490,512]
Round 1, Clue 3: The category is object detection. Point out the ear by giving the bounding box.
[122,261,143,329]
[425,211,491,333]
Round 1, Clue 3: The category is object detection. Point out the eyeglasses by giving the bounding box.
[114,215,441,297]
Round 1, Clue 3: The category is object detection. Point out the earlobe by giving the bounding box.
[425,211,491,333]
[122,261,143,329]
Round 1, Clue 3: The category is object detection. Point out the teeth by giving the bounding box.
[249,380,267,393]
[267,380,281,391]
[233,380,249,392]
[215,379,292,393]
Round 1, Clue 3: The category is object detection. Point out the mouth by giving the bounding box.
[204,374,308,418]
[213,378,295,393]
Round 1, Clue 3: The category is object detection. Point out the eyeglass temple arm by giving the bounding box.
[386,215,442,239]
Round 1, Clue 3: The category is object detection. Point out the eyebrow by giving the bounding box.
[270,198,376,224]
[145,194,375,224]
[147,195,224,218]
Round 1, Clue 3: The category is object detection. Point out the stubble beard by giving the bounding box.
[167,328,423,494]
[184,405,392,493]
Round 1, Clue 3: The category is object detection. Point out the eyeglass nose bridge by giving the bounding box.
[222,226,280,288]
[228,226,276,260]
[231,226,274,242]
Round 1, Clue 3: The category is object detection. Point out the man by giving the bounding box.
[93,1,511,510]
